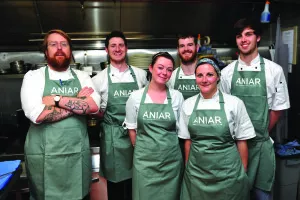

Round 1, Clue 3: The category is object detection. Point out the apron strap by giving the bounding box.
[141,85,172,106]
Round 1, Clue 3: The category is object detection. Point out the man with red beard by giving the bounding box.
[167,34,200,100]
[220,18,290,200]
[21,29,100,200]
[167,34,200,162]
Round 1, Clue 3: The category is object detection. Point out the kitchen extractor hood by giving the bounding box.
[0,0,298,50]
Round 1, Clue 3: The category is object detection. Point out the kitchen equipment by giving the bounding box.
[34,63,47,70]
[91,147,100,172]
[0,68,11,75]
[88,117,98,127]
[24,63,33,72]
[90,147,107,200]
[100,61,109,70]
[10,60,25,74]
[70,63,82,70]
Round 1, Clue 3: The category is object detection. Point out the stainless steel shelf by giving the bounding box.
[0,74,24,79]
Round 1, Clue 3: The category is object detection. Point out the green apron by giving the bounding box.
[174,67,199,100]
[25,67,91,200]
[100,65,139,182]
[181,92,249,200]
[231,57,275,191]
[133,85,183,200]
[174,67,199,162]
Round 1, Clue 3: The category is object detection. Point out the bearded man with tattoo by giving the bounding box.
[20,29,100,200]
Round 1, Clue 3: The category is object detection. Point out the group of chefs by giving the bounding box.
[20,16,290,200]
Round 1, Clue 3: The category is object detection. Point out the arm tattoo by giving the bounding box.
[46,105,53,110]
[43,107,73,122]
[65,100,90,114]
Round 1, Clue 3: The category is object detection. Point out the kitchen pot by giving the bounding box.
[10,60,26,74]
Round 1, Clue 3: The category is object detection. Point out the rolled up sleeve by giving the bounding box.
[20,70,45,124]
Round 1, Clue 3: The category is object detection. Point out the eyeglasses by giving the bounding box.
[48,41,69,49]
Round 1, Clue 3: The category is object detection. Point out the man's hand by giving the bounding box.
[77,87,94,99]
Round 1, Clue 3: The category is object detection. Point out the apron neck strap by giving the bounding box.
[193,90,224,110]
[141,84,172,105]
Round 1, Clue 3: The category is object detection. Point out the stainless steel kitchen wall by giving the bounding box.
[0,0,277,50]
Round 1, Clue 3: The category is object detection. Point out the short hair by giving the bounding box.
[41,29,72,57]
[105,30,127,48]
[177,34,197,47]
[234,17,263,37]
[151,52,175,67]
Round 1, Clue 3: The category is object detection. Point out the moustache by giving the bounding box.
[54,50,67,57]
[182,50,193,54]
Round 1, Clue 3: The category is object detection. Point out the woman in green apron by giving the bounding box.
[179,58,256,200]
[124,52,184,200]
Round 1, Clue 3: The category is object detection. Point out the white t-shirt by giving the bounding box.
[20,66,101,123]
[220,55,290,111]
[92,64,148,111]
[124,87,184,132]
[178,90,256,140]
[166,67,196,88]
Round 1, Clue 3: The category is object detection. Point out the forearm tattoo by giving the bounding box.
[43,106,73,122]
[65,100,90,114]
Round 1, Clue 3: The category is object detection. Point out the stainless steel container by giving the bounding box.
[91,147,100,172]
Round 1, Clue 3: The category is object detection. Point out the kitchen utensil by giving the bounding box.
[10,60,25,74]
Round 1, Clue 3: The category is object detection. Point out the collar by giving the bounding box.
[110,63,129,73]
[47,65,73,79]
[238,53,260,66]
[199,89,219,101]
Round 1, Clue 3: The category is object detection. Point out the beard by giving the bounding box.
[47,50,71,71]
[179,50,197,65]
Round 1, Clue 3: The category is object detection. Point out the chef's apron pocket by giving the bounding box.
[187,149,226,179]
[44,126,82,154]
[134,146,181,178]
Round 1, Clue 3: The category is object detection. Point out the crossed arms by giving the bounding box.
[36,87,98,123]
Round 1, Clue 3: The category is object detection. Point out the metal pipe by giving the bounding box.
[33,0,44,34]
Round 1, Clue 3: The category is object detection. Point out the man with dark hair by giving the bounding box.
[167,34,200,100]
[21,29,100,199]
[220,18,290,200]
[92,30,147,200]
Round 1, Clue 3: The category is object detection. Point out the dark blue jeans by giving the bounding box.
[251,187,272,200]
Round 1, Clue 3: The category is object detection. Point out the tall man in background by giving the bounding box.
[220,18,290,200]
[167,34,200,161]
[21,29,100,200]
[92,30,148,200]
[167,34,200,100]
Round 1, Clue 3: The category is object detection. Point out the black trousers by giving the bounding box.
[179,137,185,162]
[107,179,132,200]
[82,193,90,200]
